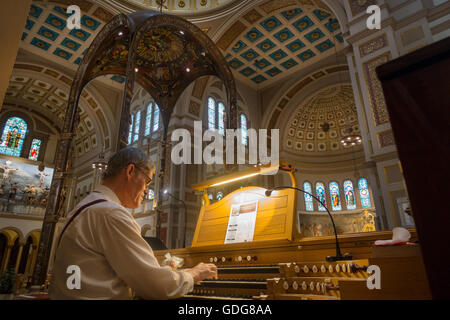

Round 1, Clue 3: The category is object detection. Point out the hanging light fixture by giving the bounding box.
[91,146,108,172]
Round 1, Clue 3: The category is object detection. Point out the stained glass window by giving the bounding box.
[315,182,327,212]
[358,178,371,208]
[343,180,356,210]
[329,182,342,211]
[147,188,154,200]
[145,103,152,136]
[0,117,28,157]
[217,191,223,201]
[207,97,226,135]
[153,105,160,132]
[240,114,248,146]
[303,181,314,211]
[133,110,141,142]
[218,102,225,136]
[208,97,216,131]
[28,139,42,161]
[128,114,134,145]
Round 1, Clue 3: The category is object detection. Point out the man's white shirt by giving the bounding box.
[49,185,194,300]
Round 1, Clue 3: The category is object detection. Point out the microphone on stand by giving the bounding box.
[265,187,352,262]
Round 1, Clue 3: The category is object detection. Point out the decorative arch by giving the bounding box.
[34,11,237,285]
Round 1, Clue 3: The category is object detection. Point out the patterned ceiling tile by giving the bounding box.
[21,33,28,41]
[240,49,260,62]
[312,9,331,21]
[269,49,288,62]
[29,4,43,19]
[25,19,35,31]
[325,18,341,32]
[53,48,73,60]
[265,67,282,77]
[273,27,294,43]
[81,15,101,31]
[45,13,67,30]
[281,8,303,21]
[74,57,82,65]
[53,6,71,17]
[315,39,335,52]
[281,58,299,70]
[251,75,267,84]
[297,49,316,61]
[225,53,232,59]
[260,16,282,32]
[335,33,344,43]
[286,39,306,52]
[240,67,256,77]
[292,16,314,32]
[254,58,271,70]
[228,58,244,69]
[243,9,263,24]
[256,38,276,53]
[37,26,59,41]
[111,75,126,83]
[244,27,264,43]
[232,40,247,53]
[304,28,325,43]
[61,37,81,51]
[69,28,91,41]
[30,37,51,51]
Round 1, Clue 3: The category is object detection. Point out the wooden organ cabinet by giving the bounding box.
[154,164,431,300]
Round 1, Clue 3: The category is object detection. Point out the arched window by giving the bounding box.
[147,188,154,200]
[240,114,248,146]
[28,139,42,161]
[144,102,161,136]
[207,97,226,135]
[0,117,28,157]
[216,191,223,201]
[358,178,371,208]
[343,180,356,210]
[153,105,160,132]
[329,182,342,211]
[133,110,141,142]
[315,182,327,212]
[303,181,314,211]
[128,114,134,145]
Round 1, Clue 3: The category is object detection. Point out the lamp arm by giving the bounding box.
[273,186,348,260]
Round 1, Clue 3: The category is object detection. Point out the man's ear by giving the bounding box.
[125,164,135,180]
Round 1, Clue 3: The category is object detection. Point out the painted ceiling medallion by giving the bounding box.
[137,29,184,63]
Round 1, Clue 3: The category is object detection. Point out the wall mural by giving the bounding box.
[0,158,54,215]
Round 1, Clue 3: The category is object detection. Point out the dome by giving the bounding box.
[284,84,361,154]
[119,0,238,14]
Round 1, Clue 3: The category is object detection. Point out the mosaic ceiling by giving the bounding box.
[221,3,344,87]
[21,2,126,85]
[4,64,110,158]
[284,84,362,154]
[122,0,236,13]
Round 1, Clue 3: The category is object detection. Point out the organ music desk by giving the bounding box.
[153,165,431,300]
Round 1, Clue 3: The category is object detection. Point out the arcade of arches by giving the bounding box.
[0,0,448,291]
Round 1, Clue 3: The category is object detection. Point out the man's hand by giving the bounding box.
[182,263,218,283]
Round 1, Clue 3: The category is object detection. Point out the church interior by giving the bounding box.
[0,0,449,300]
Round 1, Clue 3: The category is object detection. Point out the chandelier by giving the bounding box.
[340,127,362,147]
[91,147,108,172]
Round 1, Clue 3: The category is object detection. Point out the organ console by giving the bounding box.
[153,163,431,300]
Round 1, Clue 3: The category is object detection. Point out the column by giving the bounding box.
[342,0,438,228]
[0,0,33,109]
[14,242,24,273]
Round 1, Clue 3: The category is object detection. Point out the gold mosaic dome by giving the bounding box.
[284,84,361,154]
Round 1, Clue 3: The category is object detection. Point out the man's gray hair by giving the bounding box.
[103,147,155,180]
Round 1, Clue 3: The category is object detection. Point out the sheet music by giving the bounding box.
[224,201,258,244]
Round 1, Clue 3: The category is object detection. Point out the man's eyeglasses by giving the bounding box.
[134,166,152,186]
